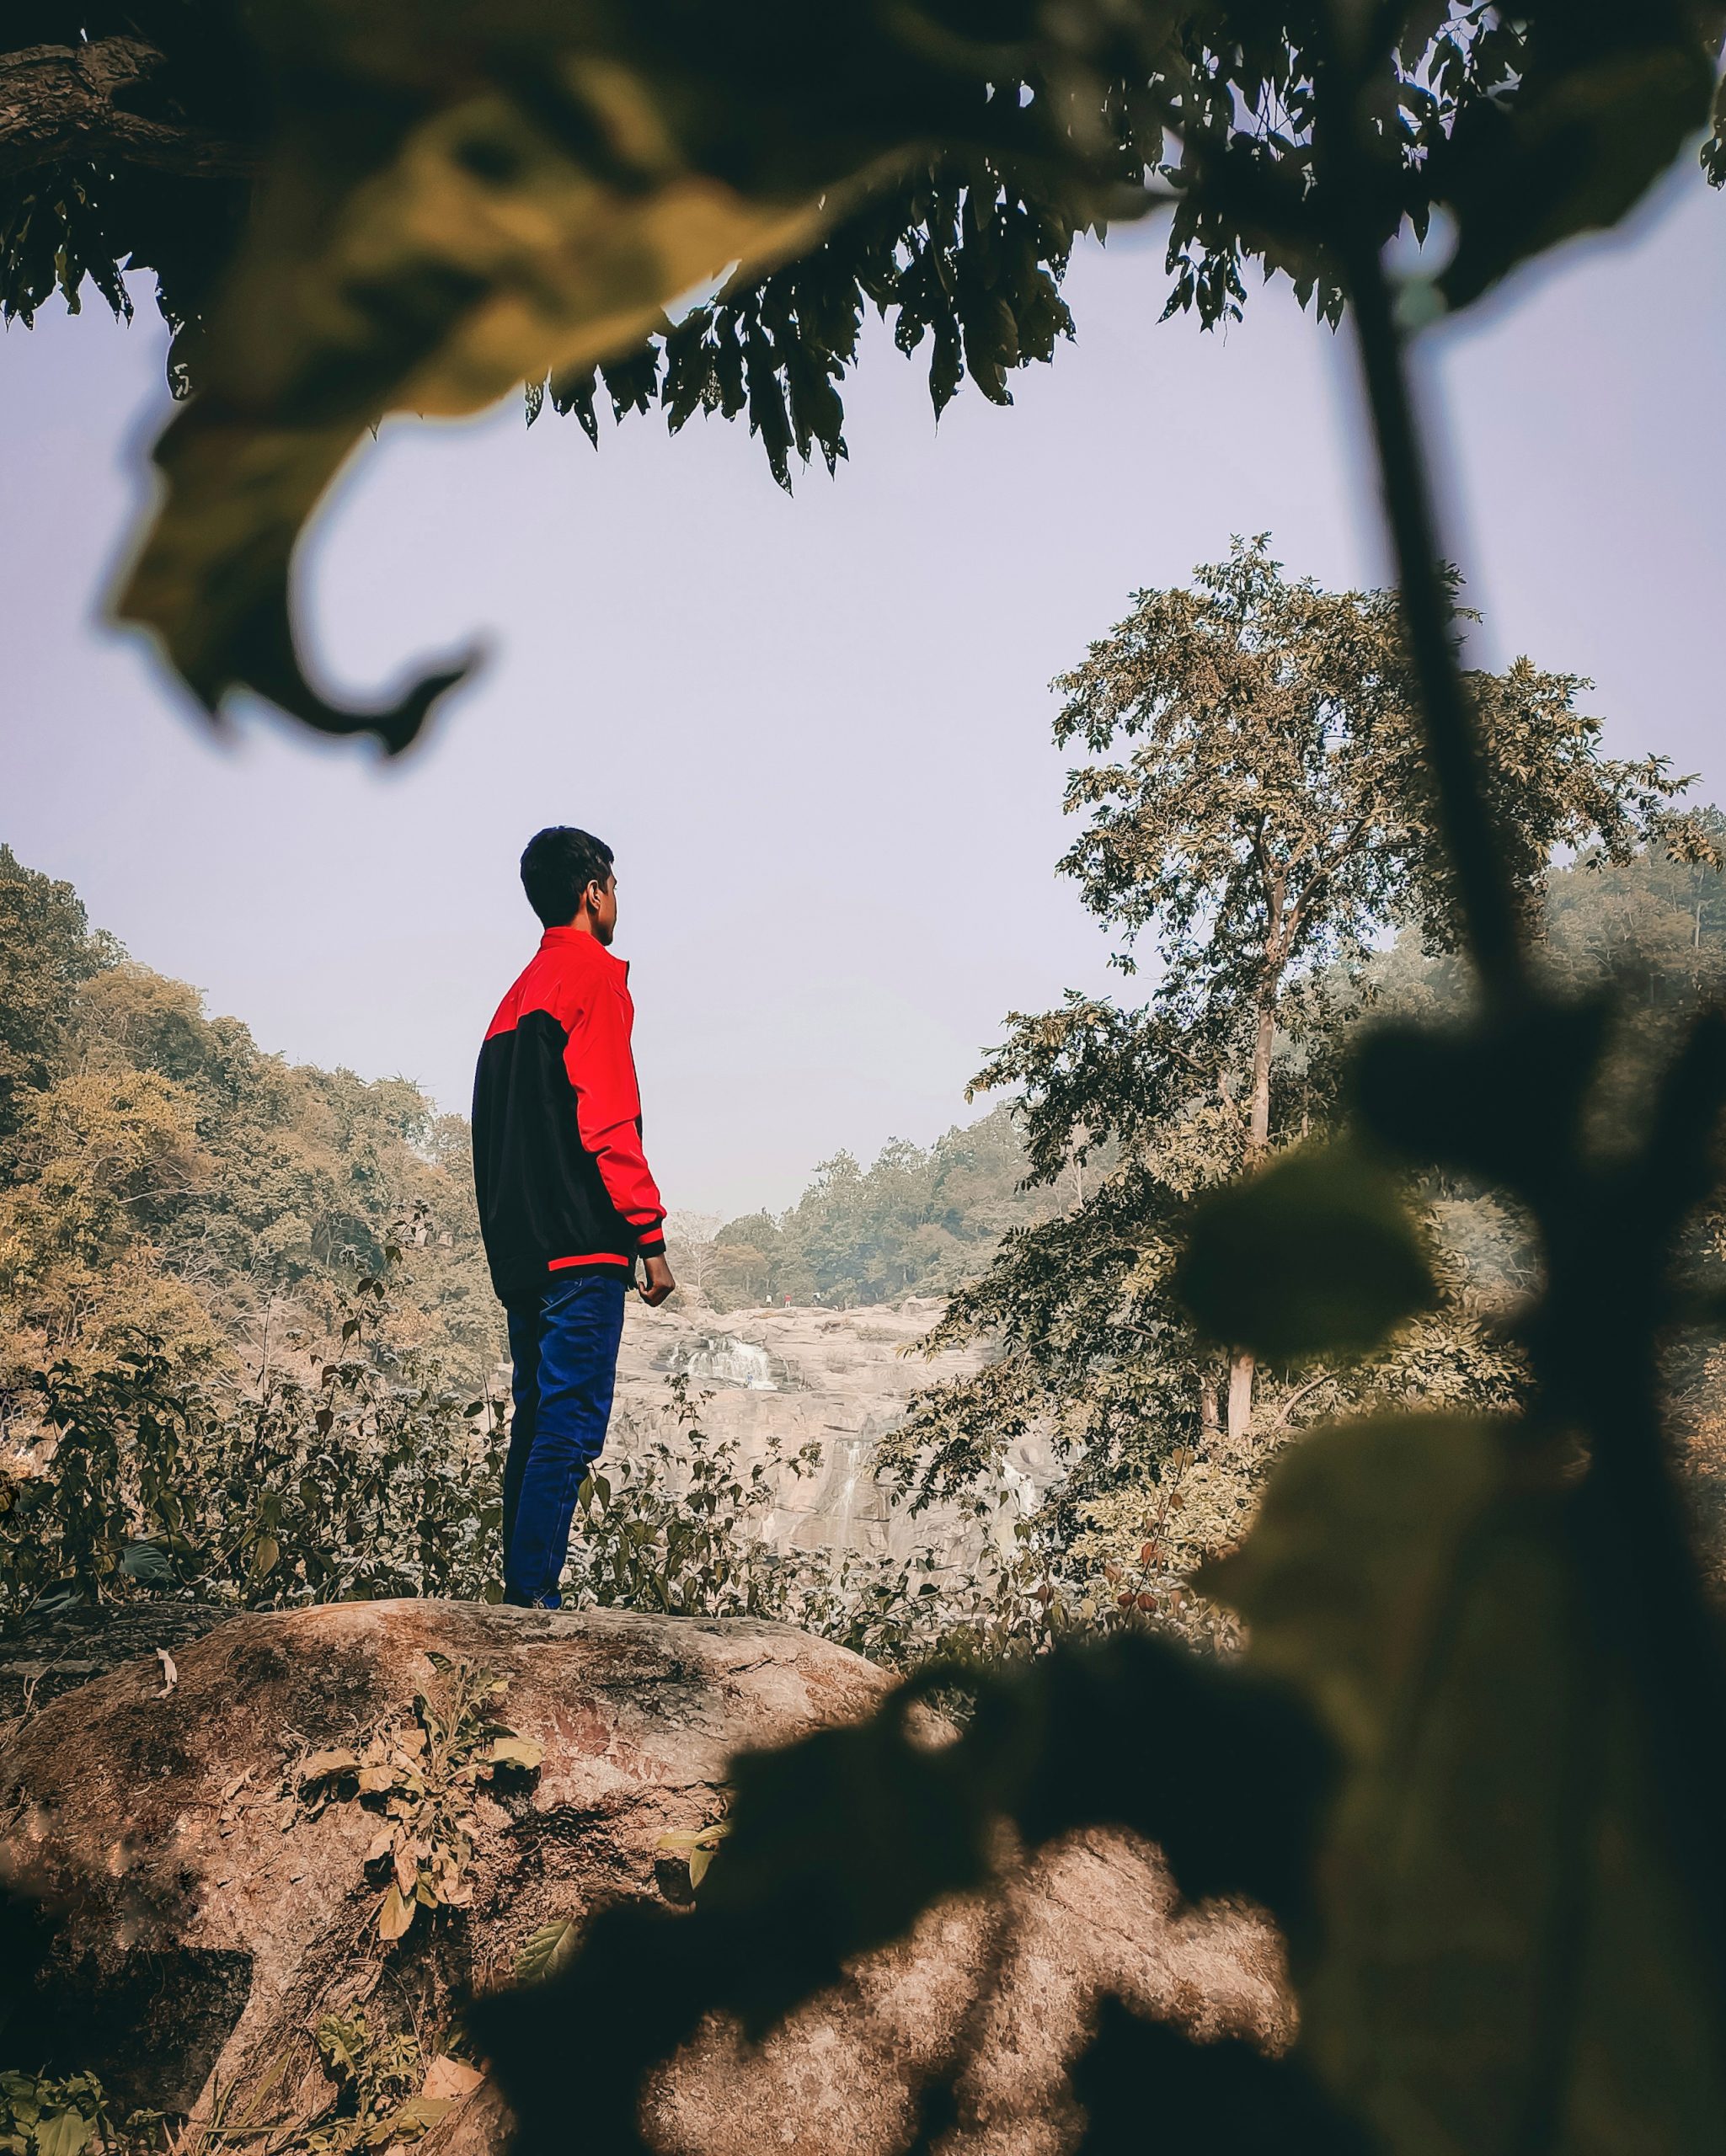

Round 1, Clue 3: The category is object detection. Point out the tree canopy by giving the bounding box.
[886,542,1713,1539]
[5,4,1722,742]
[696,1107,1072,1310]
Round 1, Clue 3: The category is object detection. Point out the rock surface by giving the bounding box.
[1,1604,1289,2153]
[0,1600,232,1730]
[611,1297,1055,1565]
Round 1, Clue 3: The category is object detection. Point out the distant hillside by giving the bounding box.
[0,845,496,1438]
[685,1106,1077,1311]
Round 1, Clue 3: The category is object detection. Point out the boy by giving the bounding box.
[472,826,676,1607]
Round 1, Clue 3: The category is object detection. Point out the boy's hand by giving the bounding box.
[639,1254,676,1307]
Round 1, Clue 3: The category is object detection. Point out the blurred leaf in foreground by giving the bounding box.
[1178,1145,1436,1364]
[112,0,1141,747]
[1210,1414,1726,2154]
[1433,4,1722,313]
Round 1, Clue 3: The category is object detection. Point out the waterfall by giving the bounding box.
[990,1457,1039,1555]
[832,1437,867,1545]
[660,1333,782,1391]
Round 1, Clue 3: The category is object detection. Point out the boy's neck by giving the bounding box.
[549,914,610,947]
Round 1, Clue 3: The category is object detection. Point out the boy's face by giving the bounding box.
[589,873,619,945]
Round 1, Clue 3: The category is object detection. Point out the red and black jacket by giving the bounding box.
[472,927,666,1299]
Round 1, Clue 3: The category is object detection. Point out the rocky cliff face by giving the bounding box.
[607,1298,1053,1569]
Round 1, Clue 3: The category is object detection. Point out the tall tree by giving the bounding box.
[890,541,1707,1498]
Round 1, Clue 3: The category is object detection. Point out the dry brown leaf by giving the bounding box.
[301,1748,361,1782]
[377,1881,414,1941]
[420,2057,484,2103]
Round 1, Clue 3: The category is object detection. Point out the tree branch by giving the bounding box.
[0,38,254,183]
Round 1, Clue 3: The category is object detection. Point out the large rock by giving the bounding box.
[0,1604,1288,2153]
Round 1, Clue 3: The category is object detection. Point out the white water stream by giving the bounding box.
[663,1333,781,1391]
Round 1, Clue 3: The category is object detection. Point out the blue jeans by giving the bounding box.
[502,1273,628,1606]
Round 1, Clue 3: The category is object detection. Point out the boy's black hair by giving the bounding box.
[520,826,615,927]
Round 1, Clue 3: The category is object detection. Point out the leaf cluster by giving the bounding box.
[0,2070,120,2156]
[303,2012,475,2153]
[530,156,1082,490]
[0,1240,504,1622]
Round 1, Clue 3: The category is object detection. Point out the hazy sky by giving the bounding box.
[4,162,1723,1216]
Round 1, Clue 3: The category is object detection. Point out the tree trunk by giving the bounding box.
[1226,988,1279,1445]
[1199,1374,1221,1435]
[1225,1354,1255,1444]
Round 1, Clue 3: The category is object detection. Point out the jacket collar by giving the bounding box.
[539,925,627,976]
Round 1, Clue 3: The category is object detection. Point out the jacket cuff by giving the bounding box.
[634,1232,667,1259]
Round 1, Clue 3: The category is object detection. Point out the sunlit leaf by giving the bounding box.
[484,1735,543,1771]
[515,1918,582,1987]
[419,2056,484,2103]
[377,1881,414,1941]
[300,1748,363,1781]
[32,2111,101,2156]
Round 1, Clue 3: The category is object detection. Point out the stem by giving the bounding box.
[1227,967,1280,1445]
[1318,10,1726,2075]
[1225,1354,1255,1446]
[1336,227,1528,1006]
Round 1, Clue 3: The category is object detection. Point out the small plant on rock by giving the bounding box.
[300,1655,542,1941]
[302,2014,479,2153]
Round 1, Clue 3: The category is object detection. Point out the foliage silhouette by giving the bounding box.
[7,4,1723,743]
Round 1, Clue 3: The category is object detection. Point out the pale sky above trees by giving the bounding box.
[3,158,1723,1216]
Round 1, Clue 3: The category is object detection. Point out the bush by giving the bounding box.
[0,1247,502,1623]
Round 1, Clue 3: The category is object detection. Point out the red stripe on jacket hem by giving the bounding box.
[548,1253,631,1270]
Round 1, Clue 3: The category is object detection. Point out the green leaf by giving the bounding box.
[1209,1415,1726,2151]
[250,1534,281,1582]
[33,2112,100,2156]
[384,2096,455,2136]
[1176,1145,1435,1360]
[120,1540,175,1584]
[515,1917,581,1985]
